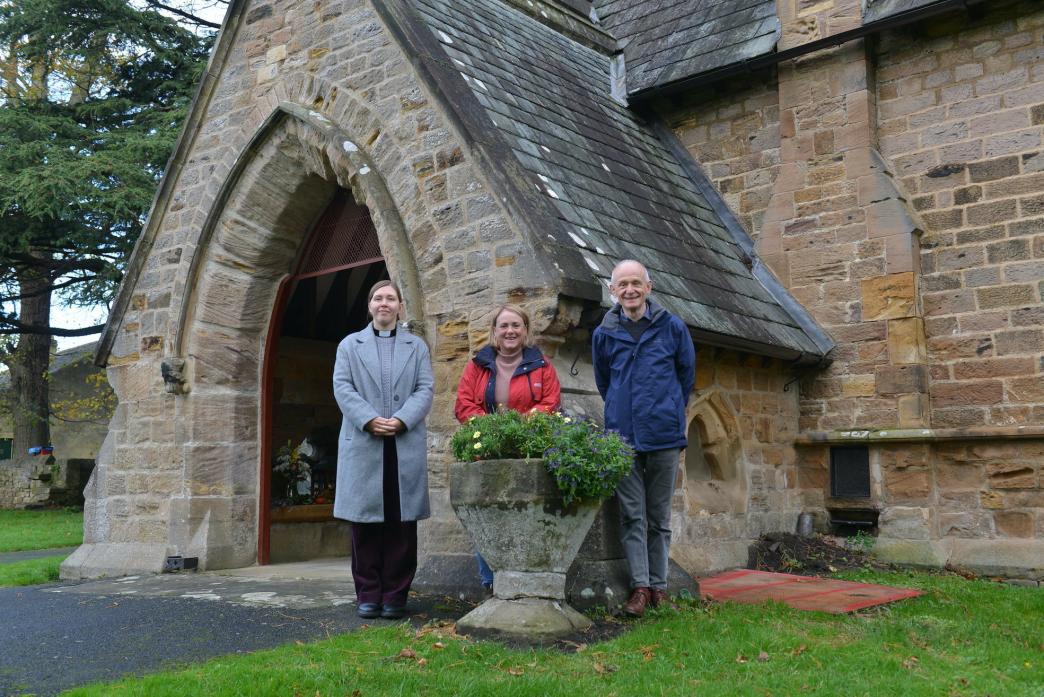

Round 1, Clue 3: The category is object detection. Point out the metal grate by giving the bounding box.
[295,190,382,278]
[830,446,871,498]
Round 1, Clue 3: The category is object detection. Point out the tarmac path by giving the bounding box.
[0,565,471,696]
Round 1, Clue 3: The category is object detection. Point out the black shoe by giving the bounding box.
[357,602,381,619]
[381,603,407,619]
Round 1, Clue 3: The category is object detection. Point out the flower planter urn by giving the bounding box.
[450,458,599,641]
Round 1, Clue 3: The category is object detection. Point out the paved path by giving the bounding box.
[0,547,78,564]
[0,565,472,696]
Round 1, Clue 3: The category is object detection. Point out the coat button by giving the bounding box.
[394,395,400,401]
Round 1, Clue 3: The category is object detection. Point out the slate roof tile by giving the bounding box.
[592,0,779,94]
[408,0,829,358]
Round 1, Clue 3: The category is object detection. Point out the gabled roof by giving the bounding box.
[0,341,97,390]
[402,0,832,360]
[593,0,779,96]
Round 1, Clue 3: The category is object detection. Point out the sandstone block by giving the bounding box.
[980,490,1004,509]
[921,208,964,231]
[936,460,984,492]
[995,329,1043,355]
[841,375,876,396]
[976,284,1036,309]
[884,468,930,500]
[878,506,931,540]
[987,463,1036,489]
[968,155,1019,182]
[898,393,930,427]
[867,199,918,239]
[939,511,993,538]
[861,272,916,320]
[875,365,928,395]
[953,357,1035,379]
[931,380,1003,408]
[994,511,1034,537]
[887,317,927,364]
[1006,376,1044,402]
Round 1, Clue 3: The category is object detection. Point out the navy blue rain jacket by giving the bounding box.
[592,299,696,452]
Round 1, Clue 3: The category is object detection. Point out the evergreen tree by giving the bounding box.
[0,0,212,455]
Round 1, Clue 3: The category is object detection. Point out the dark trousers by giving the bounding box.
[616,448,681,590]
[350,437,418,605]
[351,520,418,605]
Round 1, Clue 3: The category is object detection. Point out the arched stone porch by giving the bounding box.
[63,106,444,577]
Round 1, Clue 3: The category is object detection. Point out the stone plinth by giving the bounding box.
[450,458,598,641]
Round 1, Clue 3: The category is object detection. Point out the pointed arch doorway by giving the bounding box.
[259,189,387,565]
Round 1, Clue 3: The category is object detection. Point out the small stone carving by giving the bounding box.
[161,358,188,394]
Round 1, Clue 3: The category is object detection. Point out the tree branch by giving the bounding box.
[0,276,98,303]
[143,0,222,28]
[0,317,107,337]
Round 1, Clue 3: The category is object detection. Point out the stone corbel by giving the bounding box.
[161,357,188,395]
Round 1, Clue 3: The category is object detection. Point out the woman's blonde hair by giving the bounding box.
[488,304,532,350]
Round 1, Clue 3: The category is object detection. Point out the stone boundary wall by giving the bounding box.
[875,2,1044,428]
[0,459,53,509]
[0,457,89,509]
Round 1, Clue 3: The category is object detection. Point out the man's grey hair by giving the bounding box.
[610,259,651,283]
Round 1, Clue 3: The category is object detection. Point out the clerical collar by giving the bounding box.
[372,325,397,338]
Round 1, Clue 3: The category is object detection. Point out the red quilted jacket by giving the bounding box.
[454,345,561,422]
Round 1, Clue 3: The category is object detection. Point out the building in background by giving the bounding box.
[0,341,112,507]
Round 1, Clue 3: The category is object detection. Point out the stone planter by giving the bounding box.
[450,458,599,641]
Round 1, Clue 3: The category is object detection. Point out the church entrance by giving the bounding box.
[259,189,387,564]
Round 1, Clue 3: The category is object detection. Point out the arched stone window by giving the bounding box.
[683,391,745,515]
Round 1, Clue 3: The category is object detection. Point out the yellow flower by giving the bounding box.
[473,431,481,439]
[473,442,482,450]
[563,417,572,423]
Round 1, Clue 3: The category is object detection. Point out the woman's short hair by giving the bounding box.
[488,304,532,349]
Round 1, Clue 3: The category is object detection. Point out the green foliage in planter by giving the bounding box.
[451,411,634,505]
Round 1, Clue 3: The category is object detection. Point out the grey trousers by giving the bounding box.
[616,447,680,590]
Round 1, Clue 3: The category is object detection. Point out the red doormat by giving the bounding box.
[698,569,923,614]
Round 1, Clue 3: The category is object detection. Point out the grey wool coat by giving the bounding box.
[332,324,434,523]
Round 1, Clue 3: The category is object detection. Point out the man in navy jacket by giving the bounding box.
[593,259,696,617]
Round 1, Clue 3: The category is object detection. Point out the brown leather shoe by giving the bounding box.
[621,587,651,617]
[650,588,674,609]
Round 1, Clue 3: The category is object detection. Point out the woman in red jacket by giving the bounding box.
[454,304,562,589]
[455,305,561,421]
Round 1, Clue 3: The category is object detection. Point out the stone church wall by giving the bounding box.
[65,0,567,578]
[875,3,1044,427]
[664,0,1042,576]
[67,0,1042,580]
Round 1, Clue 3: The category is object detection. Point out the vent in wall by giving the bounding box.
[830,446,871,498]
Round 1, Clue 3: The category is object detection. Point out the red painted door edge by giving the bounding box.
[258,276,293,566]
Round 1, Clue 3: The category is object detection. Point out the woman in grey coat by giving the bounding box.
[332,280,433,620]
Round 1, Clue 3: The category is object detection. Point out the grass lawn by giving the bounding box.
[63,569,1042,697]
[0,555,64,587]
[0,508,83,552]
